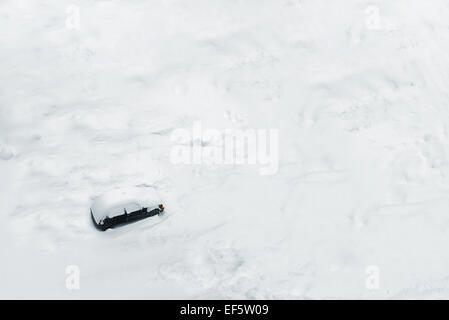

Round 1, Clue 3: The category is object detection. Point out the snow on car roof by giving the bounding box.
[91,186,162,221]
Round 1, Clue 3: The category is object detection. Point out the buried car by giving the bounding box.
[90,186,165,231]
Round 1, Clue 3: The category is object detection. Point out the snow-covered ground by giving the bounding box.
[2,0,449,299]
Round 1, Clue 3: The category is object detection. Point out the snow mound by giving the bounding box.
[90,186,162,221]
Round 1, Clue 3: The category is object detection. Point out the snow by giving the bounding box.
[2,0,449,299]
[90,185,162,221]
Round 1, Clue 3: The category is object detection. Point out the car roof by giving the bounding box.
[91,186,161,220]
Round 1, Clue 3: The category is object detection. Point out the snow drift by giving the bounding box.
[2,0,449,299]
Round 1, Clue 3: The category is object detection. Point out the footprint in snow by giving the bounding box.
[0,143,15,160]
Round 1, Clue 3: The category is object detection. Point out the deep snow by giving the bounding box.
[2,0,449,299]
